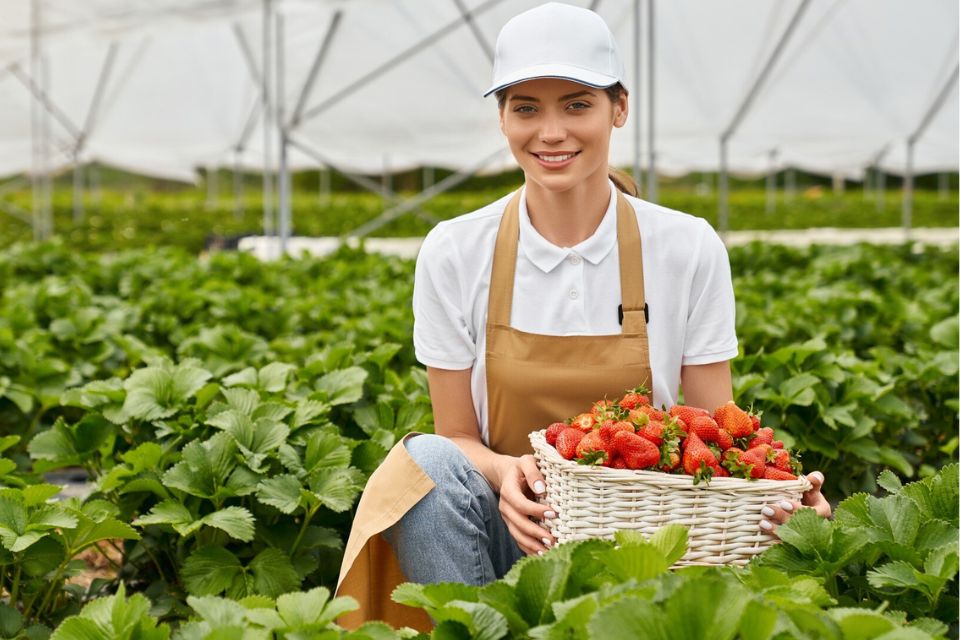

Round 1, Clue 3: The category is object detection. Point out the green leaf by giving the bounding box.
[0,603,23,637]
[185,595,246,627]
[929,315,959,348]
[827,608,896,639]
[133,500,194,534]
[201,507,255,542]
[587,595,666,640]
[307,468,362,513]
[249,548,301,597]
[877,470,903,494]
[647,525,688,566]
[779,373,820,406]
[256,475,303,514]
[276,586,359,629]
[315,367,368,406]
[257,363,296,393]
[182,547,244,596]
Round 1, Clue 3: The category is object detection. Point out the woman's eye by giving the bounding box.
[513,105,536,113]
[567,101,590,110]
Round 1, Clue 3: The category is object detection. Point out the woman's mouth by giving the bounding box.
[532,151,580,168]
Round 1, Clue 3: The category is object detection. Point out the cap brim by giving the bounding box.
[483,64,620,97]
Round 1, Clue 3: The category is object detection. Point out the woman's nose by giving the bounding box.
[539,115,566,143]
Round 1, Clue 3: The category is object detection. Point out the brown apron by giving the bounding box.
[336,189,652,631]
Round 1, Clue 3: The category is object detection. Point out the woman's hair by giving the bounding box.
[495,82,639,197]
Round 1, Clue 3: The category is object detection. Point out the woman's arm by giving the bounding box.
[426,366,556,554]
[680,360,733,411]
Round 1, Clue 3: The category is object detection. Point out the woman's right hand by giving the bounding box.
[495,454,557,555]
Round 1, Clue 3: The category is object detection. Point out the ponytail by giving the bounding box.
[608,166,639,197]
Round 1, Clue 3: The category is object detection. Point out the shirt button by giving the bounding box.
[568,254,582,265]
[569,289,579,300]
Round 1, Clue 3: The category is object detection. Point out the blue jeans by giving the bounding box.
[383,434,524,585]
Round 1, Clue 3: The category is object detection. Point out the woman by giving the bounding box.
[337,2,830,630]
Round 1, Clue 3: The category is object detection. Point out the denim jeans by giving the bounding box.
[383,434,524,585]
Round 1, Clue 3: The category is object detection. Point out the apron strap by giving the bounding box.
[487,188,647,333]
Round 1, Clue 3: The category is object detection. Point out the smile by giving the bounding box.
[532,151,580,167]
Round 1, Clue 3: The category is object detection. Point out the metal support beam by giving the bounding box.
[277,12,292,254]
[289,10,342,129]
[765,149,777,214]
[645,0,657,201]
[234,152,244,219]
[300,0,507,124]
[718,0,810,231]
[452,0,494,63]
[346,147,508,239]
[73,41,119,223]
[10,63,82,144]
[903,63,958,231]
[261,0,275,239]
[632,0,642,193]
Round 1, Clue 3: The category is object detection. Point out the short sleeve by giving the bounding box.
[412,225,477,370]
[681,222,739,365]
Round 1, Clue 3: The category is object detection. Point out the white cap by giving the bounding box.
[484,2,626,98]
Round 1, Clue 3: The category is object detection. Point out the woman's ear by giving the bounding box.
[613,91,629,128]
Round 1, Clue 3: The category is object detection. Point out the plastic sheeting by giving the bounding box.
[0,0,956,181]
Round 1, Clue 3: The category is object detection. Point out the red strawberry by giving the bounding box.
[591,399,617,417]
[572,412,596,432]
[619,392,649,410]
[772,440,784,450]
[715,428,734,451]
[659,450,681,472]
[627,408,651,428]
[714,466,730,478]
[635,405,666,422]
[749,413,762,432]
[669,405,710,427]
[687,415,721,444]
[600,420,635,444]
[613,431,660,469]
[771,450,792,472]
[545,422,567,446]
[555,428,584,460]
[714,401,754,438]
[682,433,718,483]
[611,456,627,469]
[763,467,797,481]
[637,420,665,446]
[577,430,613,465]
[741,447,767,479]
[752,427,774,447]
[721,448,752,478]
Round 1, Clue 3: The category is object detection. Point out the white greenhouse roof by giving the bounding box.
[0,0,957,181]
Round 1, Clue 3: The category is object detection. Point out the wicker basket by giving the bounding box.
[530,429,812,566]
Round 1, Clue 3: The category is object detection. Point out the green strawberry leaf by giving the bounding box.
[182,547,244,596]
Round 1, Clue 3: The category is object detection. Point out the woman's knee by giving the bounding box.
[403,434,470,484]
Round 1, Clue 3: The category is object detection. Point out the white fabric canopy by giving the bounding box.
[0,0,956,182]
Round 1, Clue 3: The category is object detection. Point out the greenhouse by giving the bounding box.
[0,0,957,638]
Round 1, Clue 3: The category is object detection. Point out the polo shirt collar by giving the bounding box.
[518,180,618,273]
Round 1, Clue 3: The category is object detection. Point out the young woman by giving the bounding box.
[336,3,830,630]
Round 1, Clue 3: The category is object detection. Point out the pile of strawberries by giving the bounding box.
[544,386,802,484]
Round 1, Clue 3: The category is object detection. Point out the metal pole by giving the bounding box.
[289,10,342,130]
[30,0,40,240]
[277,12,291,254]
[645,0,656,202]
[452,0,494,62]
[632,0,642,194]
[765,149,777,214]
[319,168,330,207]
[877,169,885,212]
[785,168,796,204]
[262,0,275,239]
[234,151,244,219]
[718,138,729,233]
[902,140,914,232]
[382,154,391,205]
[938,171,948,200]
[72,150,83,223]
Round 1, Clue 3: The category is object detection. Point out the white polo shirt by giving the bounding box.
[413,180,738,445]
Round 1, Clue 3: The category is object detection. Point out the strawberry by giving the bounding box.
[772,440,784,450]
[752,427,774,447]
[627,408,651,428]
[610,456,627,469]
[613,431,660,469]
[763,467,797,481]
[545,422,567,446]
[687,415,721,444]
[770,449,792,472]
[682,432,718,483]
[635,405,666,422]
[721,448,752,478]
[715,428,734,451]
[591,399,621,421]
[659,450,681,472]
[619,392,649,410]
[714,466,730,478]
[600,420,635,444]
[577,430,613,465]
[555,428,584,460]
[714,401,754,438]
[571,412,596,432]
[741,447,767,479]
[637,420,665,446]
[749,413,762,432]
[669,405,710,427]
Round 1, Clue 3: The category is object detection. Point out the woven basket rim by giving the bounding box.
[529,429,813,493]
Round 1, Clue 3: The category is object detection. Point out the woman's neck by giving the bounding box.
[524,174,611,248]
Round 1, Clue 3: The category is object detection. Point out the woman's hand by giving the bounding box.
[759,471,831,536]
[496,454,557,555]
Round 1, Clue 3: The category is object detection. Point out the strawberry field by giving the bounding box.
[0,239,957,638]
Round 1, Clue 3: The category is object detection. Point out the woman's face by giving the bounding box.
[499,77,627,195]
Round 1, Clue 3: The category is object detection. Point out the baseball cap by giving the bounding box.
[484,2,626,97]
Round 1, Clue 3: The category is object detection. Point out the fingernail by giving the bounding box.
[779,501,794,512]
[542,537,551,547]
[534,481,546,494]
[761,506,775,517]
[544,510,557,519]
[537,550,544,556]
[759,520,773,531]
[811,472,824,483]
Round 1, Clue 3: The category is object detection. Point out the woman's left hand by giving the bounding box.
[758,471,831,536]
